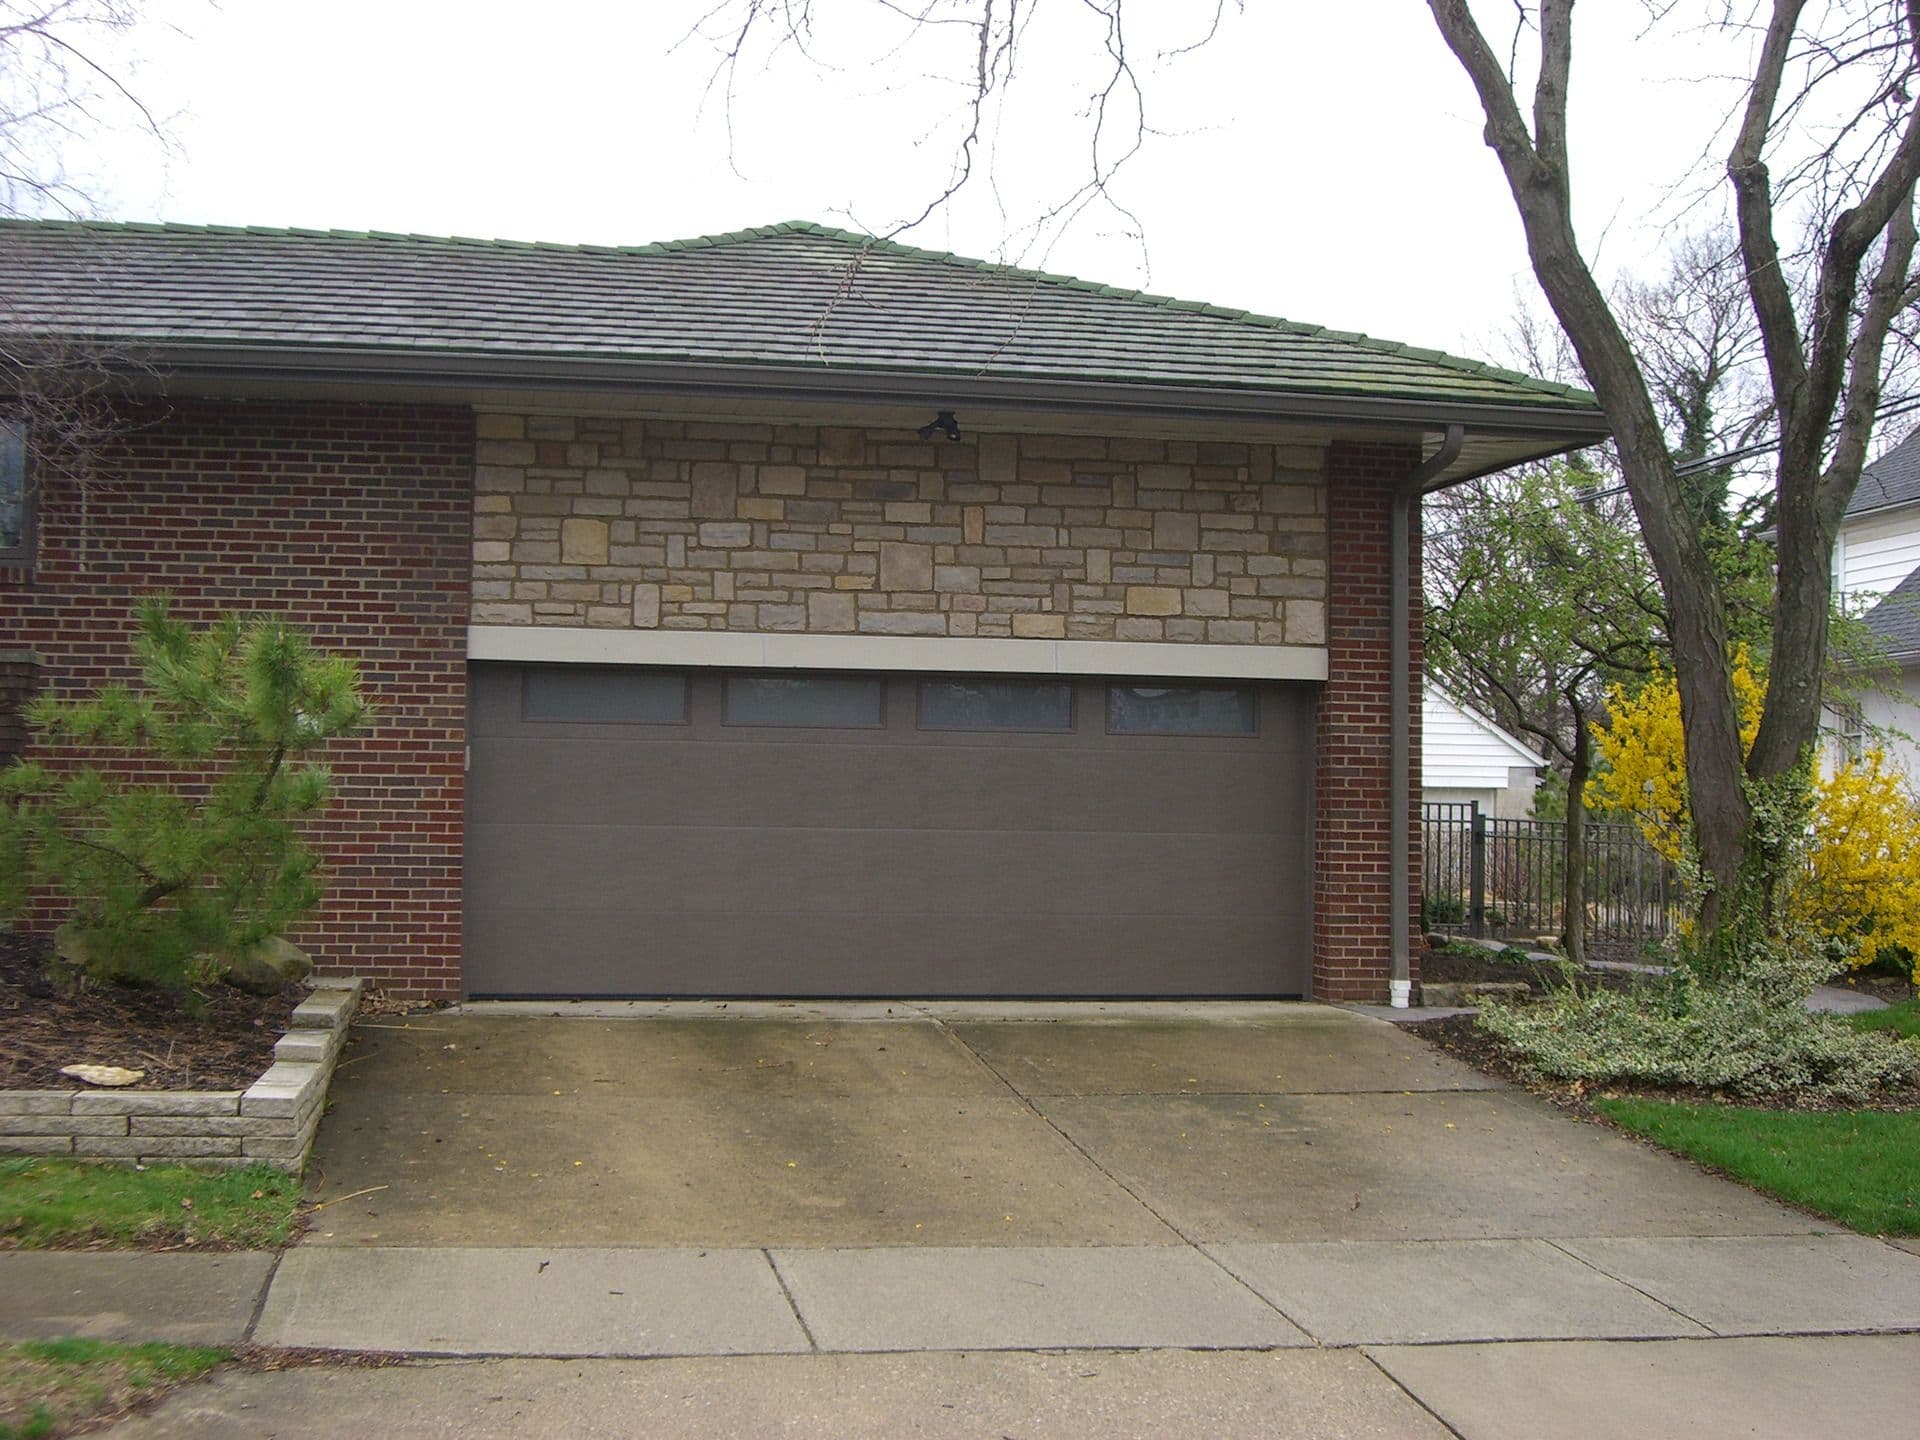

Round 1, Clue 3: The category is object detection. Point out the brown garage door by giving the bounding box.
[464,663,1314,997]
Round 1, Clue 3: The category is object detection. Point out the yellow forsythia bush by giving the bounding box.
[1587,649,1766,864]
[1588,649,1920,979]
[1801,755,1920,971]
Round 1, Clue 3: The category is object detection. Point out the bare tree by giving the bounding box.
[679,1,1237,265]
[1427,1,1920,961]
[0,0,169,218]
[0,0,175,566]
[1476,228,1786,646]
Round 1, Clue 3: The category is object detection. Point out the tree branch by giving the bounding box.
[1729,0,1814,427]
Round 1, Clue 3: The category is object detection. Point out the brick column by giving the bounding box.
[1315,441,1424,1002]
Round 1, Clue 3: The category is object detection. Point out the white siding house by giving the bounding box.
[1422,685,1546,818]
[1831,429,1920,784]
[1835,505,1920,603]
[1836,423,1920,608]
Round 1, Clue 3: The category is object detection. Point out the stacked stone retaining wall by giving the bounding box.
[0,977,360,1172]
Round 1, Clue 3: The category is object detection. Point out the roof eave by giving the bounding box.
[1842,494,1920,525]
[133,341,1612,451]
[1838,639,1920,667]
[1425,683,1548,767]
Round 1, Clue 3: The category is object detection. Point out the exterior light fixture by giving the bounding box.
[918,411,961,441]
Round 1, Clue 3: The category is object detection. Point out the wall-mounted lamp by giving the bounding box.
[918,410,962,442]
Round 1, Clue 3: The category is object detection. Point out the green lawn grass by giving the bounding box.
[1847,998,1920,1040]
[0,1339,227,1439]
[1594,1098,1920,1235]
[0,1158,300,1250]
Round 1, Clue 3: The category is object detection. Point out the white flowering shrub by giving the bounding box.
[1478,950,1918,1102]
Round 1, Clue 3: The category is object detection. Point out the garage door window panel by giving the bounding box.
[523,667,688,725]
[1107,684,1258,737]
[725,674,886,729]
[918,678,1075,733]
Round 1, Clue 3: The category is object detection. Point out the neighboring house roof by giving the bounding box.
[1862,564,1920,660]
[0,219,1607,481]
[1422,684,1545,790]
[1844,427,1920,519]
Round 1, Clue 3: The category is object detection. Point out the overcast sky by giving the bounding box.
[75,2,1757,372]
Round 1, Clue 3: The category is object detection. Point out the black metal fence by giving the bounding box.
[1422,801,1679,947]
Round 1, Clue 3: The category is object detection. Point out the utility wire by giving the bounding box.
[1570,393,1920,504]
[1426,393,1920,542]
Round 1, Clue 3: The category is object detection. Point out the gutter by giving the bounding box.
[1832,491,1920,525]
[99,342,1612,449]
[1388,424,1465,1008]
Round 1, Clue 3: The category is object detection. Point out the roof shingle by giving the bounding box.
[1863,564,1920,658]
[0,219,1601,417]
[1845,427,1920,517]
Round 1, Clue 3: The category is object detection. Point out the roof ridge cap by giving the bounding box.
[738,223,1597,406]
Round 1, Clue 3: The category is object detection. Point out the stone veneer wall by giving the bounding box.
[472,418,1329,645]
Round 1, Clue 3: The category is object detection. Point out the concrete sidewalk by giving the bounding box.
[4,1239,1918,1438]
[101,1338,1920,1440]
[7,1231,1917,1359]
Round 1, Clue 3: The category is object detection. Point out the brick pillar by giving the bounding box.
[0,652,35,765]
[1315,441,1423,1002]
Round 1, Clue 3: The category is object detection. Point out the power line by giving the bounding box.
[1566,393,1920,506]
[1424,394,1920,544]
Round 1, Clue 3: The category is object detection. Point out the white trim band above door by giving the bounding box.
[467,625,1329,682]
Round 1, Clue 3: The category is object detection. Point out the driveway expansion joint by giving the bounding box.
[762,1249,820,1352]
[1539,1236,1716,1336]
[1359,1349,1474,1440]
[924,1016,1317,1335]
[929,1016,1194,1248]
[241,1247,288,1344]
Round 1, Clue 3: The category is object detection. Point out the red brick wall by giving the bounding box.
[0,652,35,764]
[1315,441,1423,1002]
[0,399,472,997]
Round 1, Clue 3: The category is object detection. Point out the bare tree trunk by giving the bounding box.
[1427,0,1753,930]
[1562,695,1590,966]
[1426,0,1920,957]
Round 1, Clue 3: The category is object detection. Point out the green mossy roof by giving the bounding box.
[0,218,1599,416]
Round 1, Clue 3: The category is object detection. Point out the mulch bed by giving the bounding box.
[1403,1014,1543,1091]
[0,931,298,1092]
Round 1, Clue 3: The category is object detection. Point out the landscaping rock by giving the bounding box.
[1419,981,1533,1007]
[59,1064,146,1087]
[218,937,313,995]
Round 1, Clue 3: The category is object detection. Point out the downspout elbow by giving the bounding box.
[1388,424,1464,1008]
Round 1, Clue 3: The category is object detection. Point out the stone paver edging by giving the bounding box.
[0,977,361,1172]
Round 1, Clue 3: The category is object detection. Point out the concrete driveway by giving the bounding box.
[303,1001,1810,1250]
[20,1001,1920,1437]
